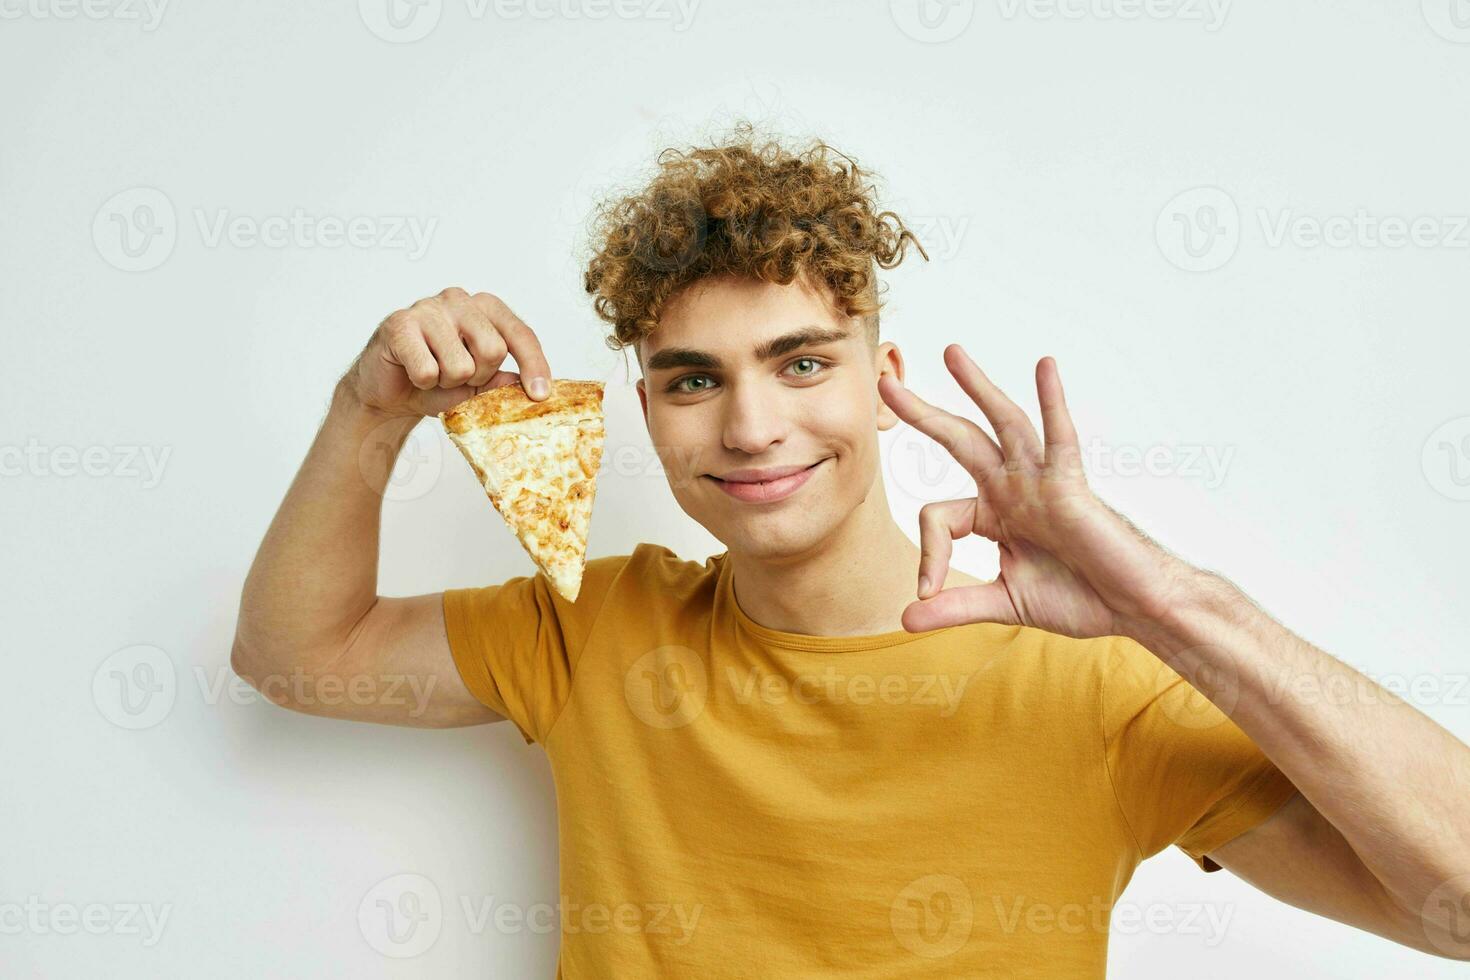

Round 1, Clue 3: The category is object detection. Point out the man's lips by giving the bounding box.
[704,458,827,503]
[711,462,817,483]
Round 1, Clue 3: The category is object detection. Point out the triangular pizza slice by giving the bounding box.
[440,379,605,601]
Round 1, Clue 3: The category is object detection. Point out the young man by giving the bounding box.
[232,127,1470,976]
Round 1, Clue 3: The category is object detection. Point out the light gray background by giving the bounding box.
[4,0,1469,975]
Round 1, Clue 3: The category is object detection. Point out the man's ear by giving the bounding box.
[635,377,649,429]
[874,342,904,432]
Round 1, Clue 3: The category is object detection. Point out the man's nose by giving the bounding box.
[720,384,786,455]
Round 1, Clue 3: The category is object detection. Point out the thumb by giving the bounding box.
[900,581,1019,632]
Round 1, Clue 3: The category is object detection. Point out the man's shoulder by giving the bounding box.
[584,542,723,603]
[594,541,721,572]
[946,621,1121,702]
[568,544,721,665]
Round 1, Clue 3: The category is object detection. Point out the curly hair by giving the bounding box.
[583,121,929,358]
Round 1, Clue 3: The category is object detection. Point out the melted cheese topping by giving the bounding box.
[445,412,603,601]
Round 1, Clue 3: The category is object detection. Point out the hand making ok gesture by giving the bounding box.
[878,345,1191,639]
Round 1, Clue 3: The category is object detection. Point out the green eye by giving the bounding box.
[668,375,712,394]
[790,358,817,375]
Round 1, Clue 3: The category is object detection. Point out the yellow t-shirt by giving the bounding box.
[444,543,1299,978]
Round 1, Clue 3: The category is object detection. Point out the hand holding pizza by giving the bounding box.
[343,286,554,419]
[878,345,1192,640]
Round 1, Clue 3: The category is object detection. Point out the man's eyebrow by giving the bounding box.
[645,325,851,373]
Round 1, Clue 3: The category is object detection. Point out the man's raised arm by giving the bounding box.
[229,287,553,728]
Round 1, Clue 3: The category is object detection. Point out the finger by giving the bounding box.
[418,303,476,389]
[1036,356,1083,478]
[916,497,1001,599]
[470,293,553,400]
[943,344,1042,465]
[901,581,1019,632]
[447,295,508,388]
[411,369,527,419]
[382,312,440,390]
[878,374,1004,478]
[461,325,508,389]
[917,498,968,599]
[481,369,522,391]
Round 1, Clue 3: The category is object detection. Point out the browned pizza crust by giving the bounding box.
[441,379,607,436]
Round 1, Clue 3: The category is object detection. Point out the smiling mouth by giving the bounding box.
[705,458,829,484]
[704,458,829,503]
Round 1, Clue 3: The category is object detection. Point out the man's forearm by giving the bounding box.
[232,378,419,669]
[1121,568,1470,916]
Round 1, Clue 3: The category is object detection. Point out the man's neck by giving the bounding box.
[725,514,926,638]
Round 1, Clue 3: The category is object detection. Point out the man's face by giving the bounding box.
[635,273,905,561]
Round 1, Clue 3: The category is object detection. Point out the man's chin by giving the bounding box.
[717,519,831,561]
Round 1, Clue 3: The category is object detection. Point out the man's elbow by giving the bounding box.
[230,635,258,684]
[230,636,299,712]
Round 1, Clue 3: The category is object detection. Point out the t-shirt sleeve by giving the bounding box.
[442,553,631,744]
[1101,635,1300,872]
